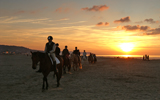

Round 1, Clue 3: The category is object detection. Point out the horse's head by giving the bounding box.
[30,51,40,69]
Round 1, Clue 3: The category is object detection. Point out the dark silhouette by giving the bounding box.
[73,47,81,63]
[31,51,63,92]
[143,54,149,61]
[88,53,97,63]
[62,46,71,74]
[55,43,60,56]
[73,47,80,56]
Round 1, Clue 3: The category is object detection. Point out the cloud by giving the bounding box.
[117,25,150,31]
[135,21,143,24]
[135,18,159,24]
[81,5,109,11]
[143,28,160,35]
[14,10,26,14]
[144,18,159,23]
[55,18,69,21]
[0,16,50,24]
[61,21,86,25]
[14,7,47,15]
[55,7,71,13]
[114,16,130,23]
[96,22,109,26]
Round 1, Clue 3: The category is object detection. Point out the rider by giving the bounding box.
[62,46,70,59]
[44,36,57,71]
[83,50,87,59]
[55,43,60,56]
[73,47,80,56]
[62,46,71,72]
[73,47,81,62]
[93,54,97,62]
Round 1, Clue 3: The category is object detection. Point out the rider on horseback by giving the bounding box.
[44,36,57,71]
[73,47,81,62]
[83,50,87,59]
[62,46,70,60]
[73,47,80,56]
[55,43,60,56]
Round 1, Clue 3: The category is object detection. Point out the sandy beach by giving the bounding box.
[0,55,160,100]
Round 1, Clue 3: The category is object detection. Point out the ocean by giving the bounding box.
[96,55,160,60]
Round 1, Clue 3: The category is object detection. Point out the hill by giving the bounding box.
[0,45,37,54]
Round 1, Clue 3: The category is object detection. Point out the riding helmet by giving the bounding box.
[47,36,53,40]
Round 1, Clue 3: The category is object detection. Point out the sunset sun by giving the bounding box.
[119,43,134,52]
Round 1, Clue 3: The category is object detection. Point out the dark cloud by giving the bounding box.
[135,18,159,24]
[114,16,130,23]
[96,22,109,26]
[118,25,150,31]
[143,28,160,35]
[81,5,109,11]
[144,18,159,23]
[104,22,109,26]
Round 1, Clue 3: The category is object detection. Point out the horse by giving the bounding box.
[63,54,71,74]
[70,53,82,71]
[30,51,63,91]
[88,53,97,63]
[82,55,87,61]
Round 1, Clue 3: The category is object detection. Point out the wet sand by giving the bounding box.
[0,55,160,100]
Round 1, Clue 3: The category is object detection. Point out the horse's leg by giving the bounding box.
[46,77,48,90]
[73,63,75,71]
[76,64,78,71]
[58,64,62,79]
[54,70,59,87]
[53,62,60,87]
[68,64,71,72]
[42,77,48,91]
[75,65,77,71]
[42,77,45,92]
[63,65,66,74]
[67,58,71,72]
[53,72,55,78]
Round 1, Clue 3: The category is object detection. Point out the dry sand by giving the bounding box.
[0,55,160,100]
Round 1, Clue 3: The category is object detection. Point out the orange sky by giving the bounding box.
[0,0,160,55]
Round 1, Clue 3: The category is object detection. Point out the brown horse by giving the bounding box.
[31,51,63,91]
[70,53,82,71]
[88,53,97,63]
[63,55,71,74]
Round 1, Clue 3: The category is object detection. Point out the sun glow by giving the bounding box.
[120,43,134,52]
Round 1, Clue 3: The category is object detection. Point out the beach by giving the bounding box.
[0,55,160,100]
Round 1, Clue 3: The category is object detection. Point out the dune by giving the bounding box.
[0,55,160,100]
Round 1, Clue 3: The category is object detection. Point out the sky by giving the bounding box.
[0,0,160,55]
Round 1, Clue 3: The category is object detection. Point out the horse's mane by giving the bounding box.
[32,51,46,58]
